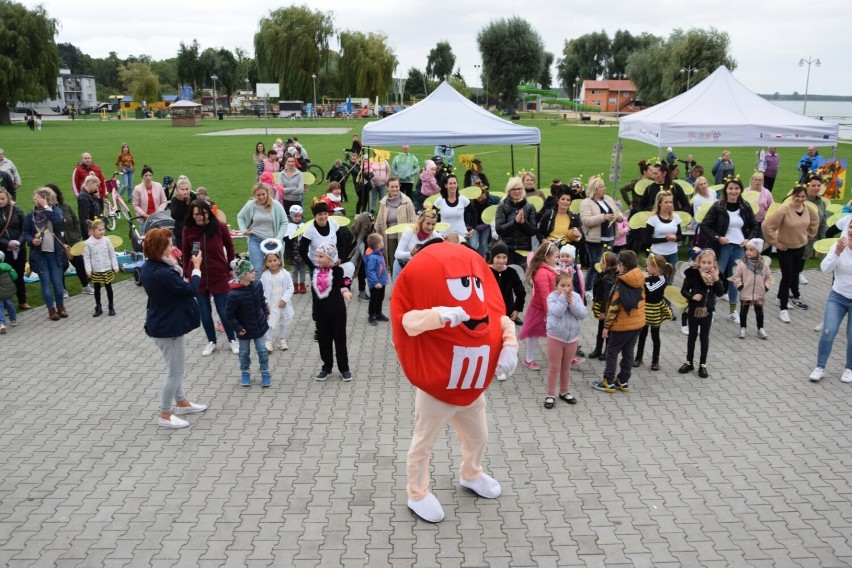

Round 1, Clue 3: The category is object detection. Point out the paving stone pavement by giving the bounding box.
[1,267,851,568]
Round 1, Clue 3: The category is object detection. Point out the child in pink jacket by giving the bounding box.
[518,241,559,370]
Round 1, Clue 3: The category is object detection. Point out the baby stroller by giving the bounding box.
[131,211,176,286]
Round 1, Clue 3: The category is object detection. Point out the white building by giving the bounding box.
[17,69,98,113]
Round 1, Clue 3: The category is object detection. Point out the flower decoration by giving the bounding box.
[458,154,476,170]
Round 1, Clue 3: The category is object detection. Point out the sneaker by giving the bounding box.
[739,327,746,339]
[368,317,378,326]
[241,372,251,387]
[841,369,852,384]
[728,312,740,324]
[265,341,273,352]
[158,415,189,429]
[799,273,809,285]
[592,379,615,393]
[571,357,584,366]
[358,291,370,301]
[0,323,5,334]
[757,328,768,339]
[376,314,390,322]
[279,338,289,351]
[202,341,218,356]
[63,289,69,299]
[316,370,330,381]
[790,297,809,310]
[174,401,208,415]
[10,320,16,327]
[779,310,791,323]
[229,340,240,354]
[215,321,224,332]
[681,325,689,335]
[575,347,585,357]
[82,285,95,295]
[261,372,271,387]
[809,367,825,382]
[614,379,630,392]
[513,316,524,326]
[342,371,353,382]
[522,360,540,371]
[814,322,823,332]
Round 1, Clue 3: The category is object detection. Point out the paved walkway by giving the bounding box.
[1,268,851,567]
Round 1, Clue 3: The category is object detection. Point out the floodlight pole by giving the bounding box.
[211,74,218,117]
[474,65,481,106]
[680,66,697,91]
[799,56,821,115]
[311,73,317,120]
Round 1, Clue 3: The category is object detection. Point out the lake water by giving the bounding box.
[768,100,852,141]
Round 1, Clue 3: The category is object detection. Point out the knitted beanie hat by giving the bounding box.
[560,243,576,258]
[316,243,338,263]
[747,238,765,252]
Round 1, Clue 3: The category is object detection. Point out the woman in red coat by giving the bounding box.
[181,199,238,356]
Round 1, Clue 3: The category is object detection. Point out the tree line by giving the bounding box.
[1,0,735,124]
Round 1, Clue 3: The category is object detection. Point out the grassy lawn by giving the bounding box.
[4,114,848,307]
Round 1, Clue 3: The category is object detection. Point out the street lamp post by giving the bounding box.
[575,76,580,107]
[311,73,317,120]
[799,56,821,115]
[474,64,481,105]
[680,66,698,91]
[614,73,627,116]
[211,74,218,117]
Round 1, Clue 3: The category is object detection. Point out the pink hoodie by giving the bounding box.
[260,172,284,202]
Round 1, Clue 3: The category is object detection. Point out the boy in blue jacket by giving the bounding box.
[226,256,271,387]
[364,233,388,325]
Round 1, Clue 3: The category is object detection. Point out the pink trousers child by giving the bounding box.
[407,389,488,501]
[546,337,578,397]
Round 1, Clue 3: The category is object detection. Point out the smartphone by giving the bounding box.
[191,241,200,257]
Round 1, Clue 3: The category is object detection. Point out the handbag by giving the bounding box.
[52,231,74,261]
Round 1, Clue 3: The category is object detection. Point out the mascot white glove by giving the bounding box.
[437,306,470,327]
[495,345,518,380]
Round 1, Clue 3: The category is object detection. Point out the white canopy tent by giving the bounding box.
[362,81,541,175]
[618,66,839,149]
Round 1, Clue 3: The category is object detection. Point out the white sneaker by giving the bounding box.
[0,323,6,334]
[758,328,768,339]
[809,367,825,382]
[841,369,852,383]
[799,273,808,285]
[202,341,217,356]
[83,285,95,295]
[779,310,791,323]
[265,341,273,352]
[63,289,70,299]
[229,340,240,354]
[279,338,289,351]
[158,414,189,429]
[681,325,689,335]
[173,401,208,415]
[728,312,740,325]
[408,493,445,523]
[738,327,746,339]
[585,290,593,303]
[459,472,502,498]
[814,322,823,332]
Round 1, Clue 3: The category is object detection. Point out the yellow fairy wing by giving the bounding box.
[674,179,694,196]
[674,212,692,226]
[633,179,653,196]
[664,286,689,309]
[460,186,481,199]
[70,242,86,256]
[826,203,844,214]
[434,222,451,232]
[424,194,440,210]
[764,202,784,221]
[107,235,124,249]
[741,191,759,204]
[570,199,582,213]
[333,216,350,227]
[527,195,544,212]
[302,171,316,186]
[385,223,414,235]
[695,200,715,223]
[804,200,818,215]
[481,205,498,225]
[813,238,839,255]
[291,220,313,238]
[628,210,651,230]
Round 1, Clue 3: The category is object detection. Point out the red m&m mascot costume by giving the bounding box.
[391,241,519,522]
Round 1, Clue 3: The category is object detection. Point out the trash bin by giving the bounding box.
[217,110,224,120]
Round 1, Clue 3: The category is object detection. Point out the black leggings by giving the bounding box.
[635,324,661,364]
[739,304,764,329]
[70,255,89,287]
[94,283,113,307]
[593,318,607,354]
[355,183,369,214]
[686,310,713,365]
[776,247,804,309]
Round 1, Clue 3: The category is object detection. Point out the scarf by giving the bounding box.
[694,270,717,318]
[162,254,183,275]
[315,267,331,296]
[416,230,431,241]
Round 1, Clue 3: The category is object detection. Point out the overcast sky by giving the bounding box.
[24,0,851,96]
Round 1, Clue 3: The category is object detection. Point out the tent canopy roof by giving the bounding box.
[170,99,201,108]
[362,81,540,146]
[618,66,838,148]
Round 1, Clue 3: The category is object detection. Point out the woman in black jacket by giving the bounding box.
[495,177,538,266]
[698,178,759,325]
[0,188,28,309]
[141,227,207,429]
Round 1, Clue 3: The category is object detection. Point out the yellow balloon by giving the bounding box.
[628,210,651,230]
[302,171,316,186]
[695,200,715,223]
[481,205,498,225]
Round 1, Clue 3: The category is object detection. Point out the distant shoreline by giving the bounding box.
[760,94,852,102]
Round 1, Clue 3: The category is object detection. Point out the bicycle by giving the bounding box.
[103,172,134,231]
[306,159,325,185]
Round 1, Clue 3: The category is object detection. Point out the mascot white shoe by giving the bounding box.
[391,241,518,522]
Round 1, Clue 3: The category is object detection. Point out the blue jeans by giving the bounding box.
[370,185,386,212]
[120,170,134,201]
[817,290,852,369]
[584,242,604,291]
[197,291,235,343]
[239,337,269,373]
[37,251,65,308]
[0,298,15,323]
[469,226,491,258]
[717,243,744,304]
[660,251,679,285]
[248,234,265,272]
